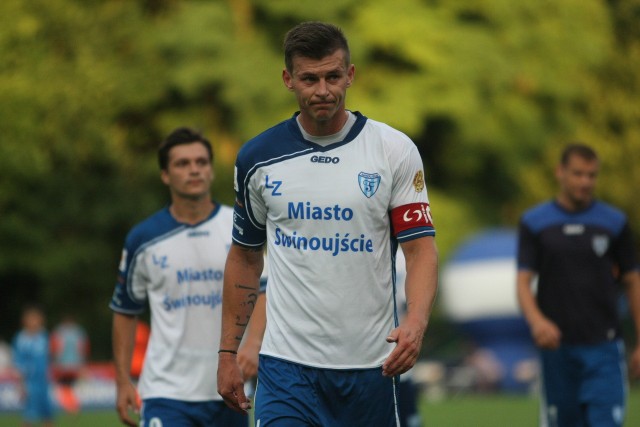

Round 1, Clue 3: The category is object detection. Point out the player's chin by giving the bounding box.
[312,109,338,122]
[180,188,209,199]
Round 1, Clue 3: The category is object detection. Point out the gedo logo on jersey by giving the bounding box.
[310,155,340,164]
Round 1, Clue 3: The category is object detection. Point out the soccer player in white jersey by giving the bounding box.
[110,128,248,427]
[218,22,438,426]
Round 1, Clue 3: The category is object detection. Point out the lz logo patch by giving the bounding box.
[265,175,282,196]
[358,172,381,198]
[153,254,169,269]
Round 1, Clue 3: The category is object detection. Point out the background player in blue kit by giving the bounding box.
[110,128,248,427]
[218,22,438,426]
[517,143,640,426]
[12,305,55,427]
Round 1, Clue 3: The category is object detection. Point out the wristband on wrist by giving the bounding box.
[218,349,237,355]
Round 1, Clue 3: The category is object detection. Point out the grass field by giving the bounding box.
[0,388,638,426]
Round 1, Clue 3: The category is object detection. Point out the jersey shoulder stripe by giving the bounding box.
[237,112,369,170]
[521,200,626,236]
[125,207,184,257]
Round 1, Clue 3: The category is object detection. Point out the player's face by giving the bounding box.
[23,310,44,334]
[556,154,599,209]
[161,142,213,201]
[282,49,354,135]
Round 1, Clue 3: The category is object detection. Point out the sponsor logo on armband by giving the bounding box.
[391,203,434,235]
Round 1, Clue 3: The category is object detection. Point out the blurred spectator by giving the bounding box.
[465,348,503,393]
[50,314,88,414]
[12,304,55,426]
[50,314,89,386]
[0,337,11,373]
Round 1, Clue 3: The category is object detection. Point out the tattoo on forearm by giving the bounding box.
[234,313,249,341]
[233,283,258,341]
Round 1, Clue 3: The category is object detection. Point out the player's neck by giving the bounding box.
[299,110,348,136]
[555,194,592,212]
[169,198,215,225]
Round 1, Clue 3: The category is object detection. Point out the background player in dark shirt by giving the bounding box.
[517,143,640,426]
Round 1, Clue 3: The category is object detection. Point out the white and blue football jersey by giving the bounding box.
[109,204,233,401]
[233,111,435,369]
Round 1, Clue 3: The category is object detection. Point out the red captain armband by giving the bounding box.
[391,203,434,236]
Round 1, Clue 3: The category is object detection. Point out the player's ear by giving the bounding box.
[554,164,564,182]
[160,169,170,186]
[282,69,294,91]
[346,64,355,87]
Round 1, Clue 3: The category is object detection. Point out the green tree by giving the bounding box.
[1,0,638,359]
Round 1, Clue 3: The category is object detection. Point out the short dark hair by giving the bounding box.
[158,127,213,170]
[284,21,350,73]
[560,142,598,166]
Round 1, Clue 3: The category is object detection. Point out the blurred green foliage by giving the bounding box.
[0,0,639,359]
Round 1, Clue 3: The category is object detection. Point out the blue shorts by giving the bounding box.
[540,340,627,427]
[254,355,399,427]
[141,397,247,427]
[22,383,54,422]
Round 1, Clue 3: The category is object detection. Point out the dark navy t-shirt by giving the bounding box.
[517,200,639,344]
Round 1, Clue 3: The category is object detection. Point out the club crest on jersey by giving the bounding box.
[592,235,609,257]
[358,172,381,198]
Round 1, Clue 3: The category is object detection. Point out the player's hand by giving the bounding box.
[115,380,140,427]
[237,343,260,380]
[217,353,251,413]
[630,344,640,379]
[382,317,425,377]
[530,316,561,349]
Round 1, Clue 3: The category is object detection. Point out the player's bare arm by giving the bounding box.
[112,312,139,427]
[516,270,561,349]
[218,243,264,413]
[238,292,267,380]
[383,236,438,377]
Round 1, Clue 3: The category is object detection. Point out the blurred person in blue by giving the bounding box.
[110,127,248,427]
[217,21,438,427]
[517,143,640,427]
[12,304,55,427]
